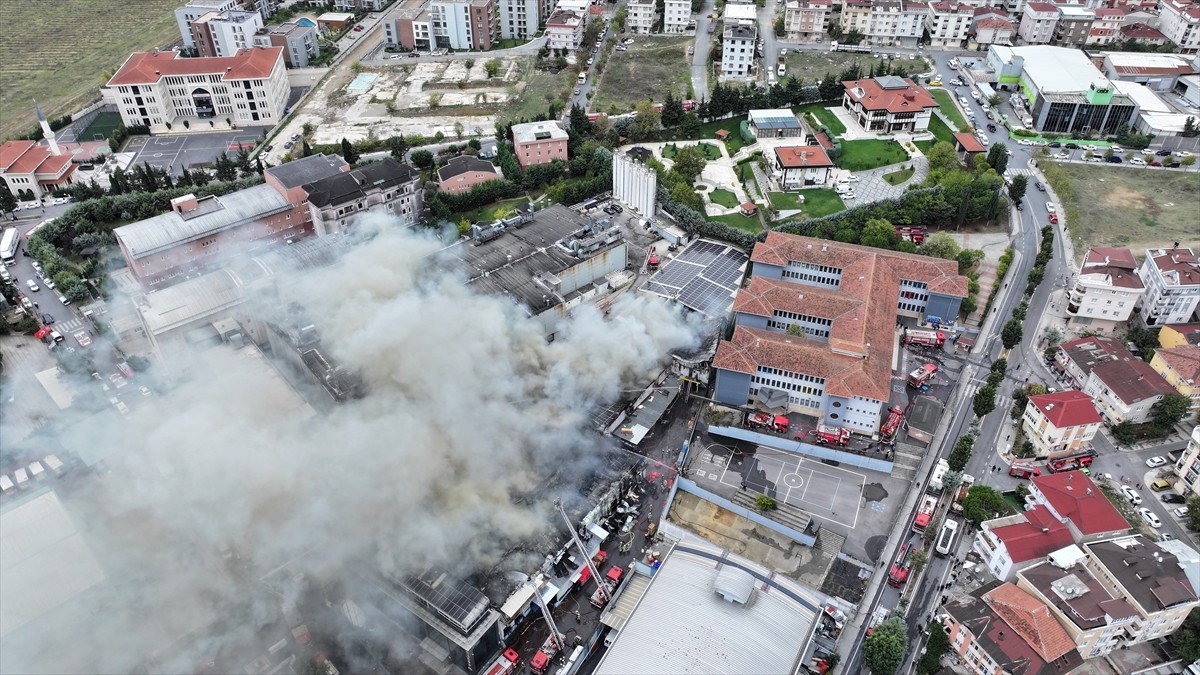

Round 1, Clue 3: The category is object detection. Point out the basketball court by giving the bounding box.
[124,128,268,174]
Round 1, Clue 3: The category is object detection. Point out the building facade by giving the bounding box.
[0,140,77,200]
[175,0,272,50]
[545,10,584,52]
[1087,7,1128,46]
[942,582,1083,675]
[436,155,499,194]
[1160,0,1200,53]
[973,505,1074,581]
[783,0,832,42]
[721,22,758,79]
[1150,346,1200,418]
[925,1,974,48]
[842,76,937,133]
[190,10,264,58]
[628,0,657,33]
[1066,247,1145,334]
[389,0,499,51]
[498,0,540,40]
[1021,391,1103,458]
[103,47,289,132]
[253,22,321,67]
[663,0,692,33]
[772,146,833,190]
[971,11,1016,48]
[1019,2,1059,43]
[1138,247,1200,327]
[1174,426,1200,498]
[1055,5,1096,47]
[511,121,569,168]
[304,159,422,234]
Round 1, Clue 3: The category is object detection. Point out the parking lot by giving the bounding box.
[125,128,269,175]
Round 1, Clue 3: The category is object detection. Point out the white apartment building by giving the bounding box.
[545,9,584,52]
[1175,426,1200,498]
[860,1,925,47]
[1138,247,1200,327]
[1160,0,1200,53]
[1019,2,1060,43]
[842,0,873,37]
[499,0,540,40]
[1065,247,1146,335]
[1021,391,1103,458]
[1087,7,1129,45]
[721,21,758,80]
[628,0,657,34]
[925,1,973,48]
[783,0,832,42]
[664,0,692,33]
[176,0,246,50]
[103,47,289,132]
[190,10,264,58]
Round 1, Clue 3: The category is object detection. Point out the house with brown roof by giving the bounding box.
[974,505,1075,581]
[771,146,833,190]
[1066,247,1145,334]
[941,581,1083,675]
[969,9,1015,48]
[712,233,968,432]
[1027,472,1130,542]
[436,155,500,195]
[1021,391,1103,457]
[952,131,986,162]
[841,76,938,133]
[0,140,77,201]
[1056,336,1176,424]
[1160,324,1200,348]
[1120,21,1171,46]
[1150,345,1200,417]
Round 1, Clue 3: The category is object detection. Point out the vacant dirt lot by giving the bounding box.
[592,36,692,113]
[1048,162,1200,259]
[783,51,931,84]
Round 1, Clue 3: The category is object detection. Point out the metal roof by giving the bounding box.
[263,153,347,189]
[115,183,291,259]
[0,489,107,639]
[641,239,748,318]
[594,542,820,675]
[748,109,803,130]
[137,268,248,335]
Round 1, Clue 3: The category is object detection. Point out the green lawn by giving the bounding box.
[883,166,915,185]
[591,36,691,112]
[663,142,721,160]
[837,139,909,172]
[927,114,956,146]
[709,188,740,208]
[797,103,846,136]
[930,90,967,129]
[691,116,750,155]
[769,189,845,218]
[457,196,533,223]
[709,212,761,232]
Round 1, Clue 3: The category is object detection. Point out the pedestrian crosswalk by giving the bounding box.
[55,318,82,333]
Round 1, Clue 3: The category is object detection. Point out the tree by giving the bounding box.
[919,232,961,260]
[918,624,950,675]
[973,384,997,418]
[340,138,359,165]
[1188,495,1200,531]
[909,547,929,575]
[1170,608,1200,663]
[986,142,1009,174]
[860,218,896,249]
[1009,174,1027,203]
[774,16,786,37]
[671,145,707,183]
[454,121,464,140]
[388,134,410,160]
[660,92,685,129]
[568,103,592,136]
[863,617,908,675]
[213,154,238,182]
[948,435,974,471]
[1001,318,1023,350]
[925,141,960,173]
[0,182,15,219]
[630,101,661,140]
[1183,116,1199,138]
[411,149,434,169]
[484,58,502,78]
[1152,392,1194,430]
[961,485,1008,525]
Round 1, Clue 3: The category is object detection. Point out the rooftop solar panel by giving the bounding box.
[641,239,748,317]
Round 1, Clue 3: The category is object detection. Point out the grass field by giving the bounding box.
[663,142,721,160]
[592,36,691,113]
[709,188,740,208]
[0,0,182,140]
[883,166,915,185]
[457,196,532,223]
[837,139,908,172]
[930,90,967,129]
[507,63,576,123]
[797,103,845,136]
[783,52,931,85]
[1042,162,1200,259]
[78,111,123,143]
[915,114,957,153]
[768,189,845,217]
[709,212,761,232]
[692,116,749,155]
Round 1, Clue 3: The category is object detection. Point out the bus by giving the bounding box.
[935,519,959,558]
[0,227,18,266]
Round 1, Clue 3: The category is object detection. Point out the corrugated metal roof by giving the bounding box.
[594,542,819,675]
[115,184,291,259]
[137,268,248,335]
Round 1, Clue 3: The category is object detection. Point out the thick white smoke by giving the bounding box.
[2,218,702,673]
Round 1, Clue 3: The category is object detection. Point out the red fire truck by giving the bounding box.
[880,406,905,443]
[813,424,851,446]
[483,649,521,675]
[531,636,562,675]
[747,412,789,433]
[887,543,914,588]
[904,329,946,348]
[912,495,938,535]
[907,363,938,390]
[648,253,660,270]
[1046,450,1097,474]
[895,226,927,245]
[1008,463,1042,479]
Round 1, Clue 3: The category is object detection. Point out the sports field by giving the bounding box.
[0,0,181,140]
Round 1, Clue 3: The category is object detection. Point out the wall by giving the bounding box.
[707,424,894,472]
[714,369,752,406]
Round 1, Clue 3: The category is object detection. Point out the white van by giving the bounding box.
[0,474,14,493]
[28,461,45,480]
[14,468,29,489]
[43,454,65,476]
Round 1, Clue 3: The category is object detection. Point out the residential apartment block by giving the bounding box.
[544,9,585,52]
[841,0,873,37]
[436,155,499,194]
[1087,7,1128,45]
[974,505,1074,581]
[0,140,77,201]
[1019,2,1059,43]
[189,10,264,58]
[102,47,289,132]
[971,9,1016,48]
[942,582,1083,675]
[386,0,499,51]
[782,0,832,42]
[1056,336,1177,424]
[1161,324,1200,349]
[1055,5,1096,47]
[253,22,321,67]
[841,76,937,133]
[1120,21,1172,44]
[511,121,569,168]
[1065,247,1145,334]
[628,0,657,34]
[1021,391,1103,458]
[1174,426,1200,497]
[1160,0,1200,53]
[663,0,692,33]
[712,233,967,433]
[1138,247,1200,326]
[498,0,540,40]
[1151,346,1200,417]
[925,1,974,48]
[1025,472,1130,543]
[721,21,758,80]
[176,0,276,51]
[304,159,422,234]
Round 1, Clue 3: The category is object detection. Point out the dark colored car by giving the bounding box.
[1065,143,1079,149]
[1107,155,1122,163]
[1166,161,1182,168]
[42,313,55,324]
[1048,142,1061,148]
[1035,181,1046,191]
[1150,161,1162,167]
[987,123,997,132]
[1155,149,1173,156]
[1162,493,1187,504]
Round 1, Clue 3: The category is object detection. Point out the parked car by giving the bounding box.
[1034,181,1045,191]
[1106,155,1123,163]
[986,123,997,132]
[1048,142,1061,148]
[1121,485,1143,505]
[1129,157,1146,166]
[1048,213,1059,225]
[26,279,39,292]
[1161,493,1187,504]
[1065,143,1079,149]
[1138,507,1162,528]
[1151,479,1174,491]
[1150,161,1163,167]
[1046,202,1056,213]
[1155,149,1173,156]
[1146,456,1168,468]
[1166,161,1182,168]
[1174,507,1189,518]
[1110,145,1123,154]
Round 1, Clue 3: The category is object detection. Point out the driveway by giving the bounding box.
[848,157,929,205]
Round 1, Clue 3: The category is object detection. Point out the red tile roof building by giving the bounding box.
[1138,247,1200,326]
[1056,336,1176,424]
[1028,472,1130,541]
[1066,247,1145,334]
[713,233,967,433]
[0,141,77,201]
[1150,345,1200,417]
[1021,391,1103,457]
[841,76,937,133]
[975,505,1075,580]
[102,47,288,133]
[953,131,986,154]
[943,582,1083,675]
[771,146,833,190]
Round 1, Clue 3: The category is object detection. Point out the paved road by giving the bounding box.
[691,0,716,103]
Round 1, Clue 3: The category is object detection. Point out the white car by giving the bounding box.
[1129,157,1146,166]
[1053,152,1070,159]
[52,196,70,205]
[1110,146,1123,154]
[1121,485,1143,506]
[1046,202,1056,213]
[780,48,788,56]
[1146,456,1168,468]
[840,174,860,183]
[1138,507,1162,528]
[1174,506,1189,518]
[25,279,39,292]
[623,38,634,45]
[1177,150,1193,158]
